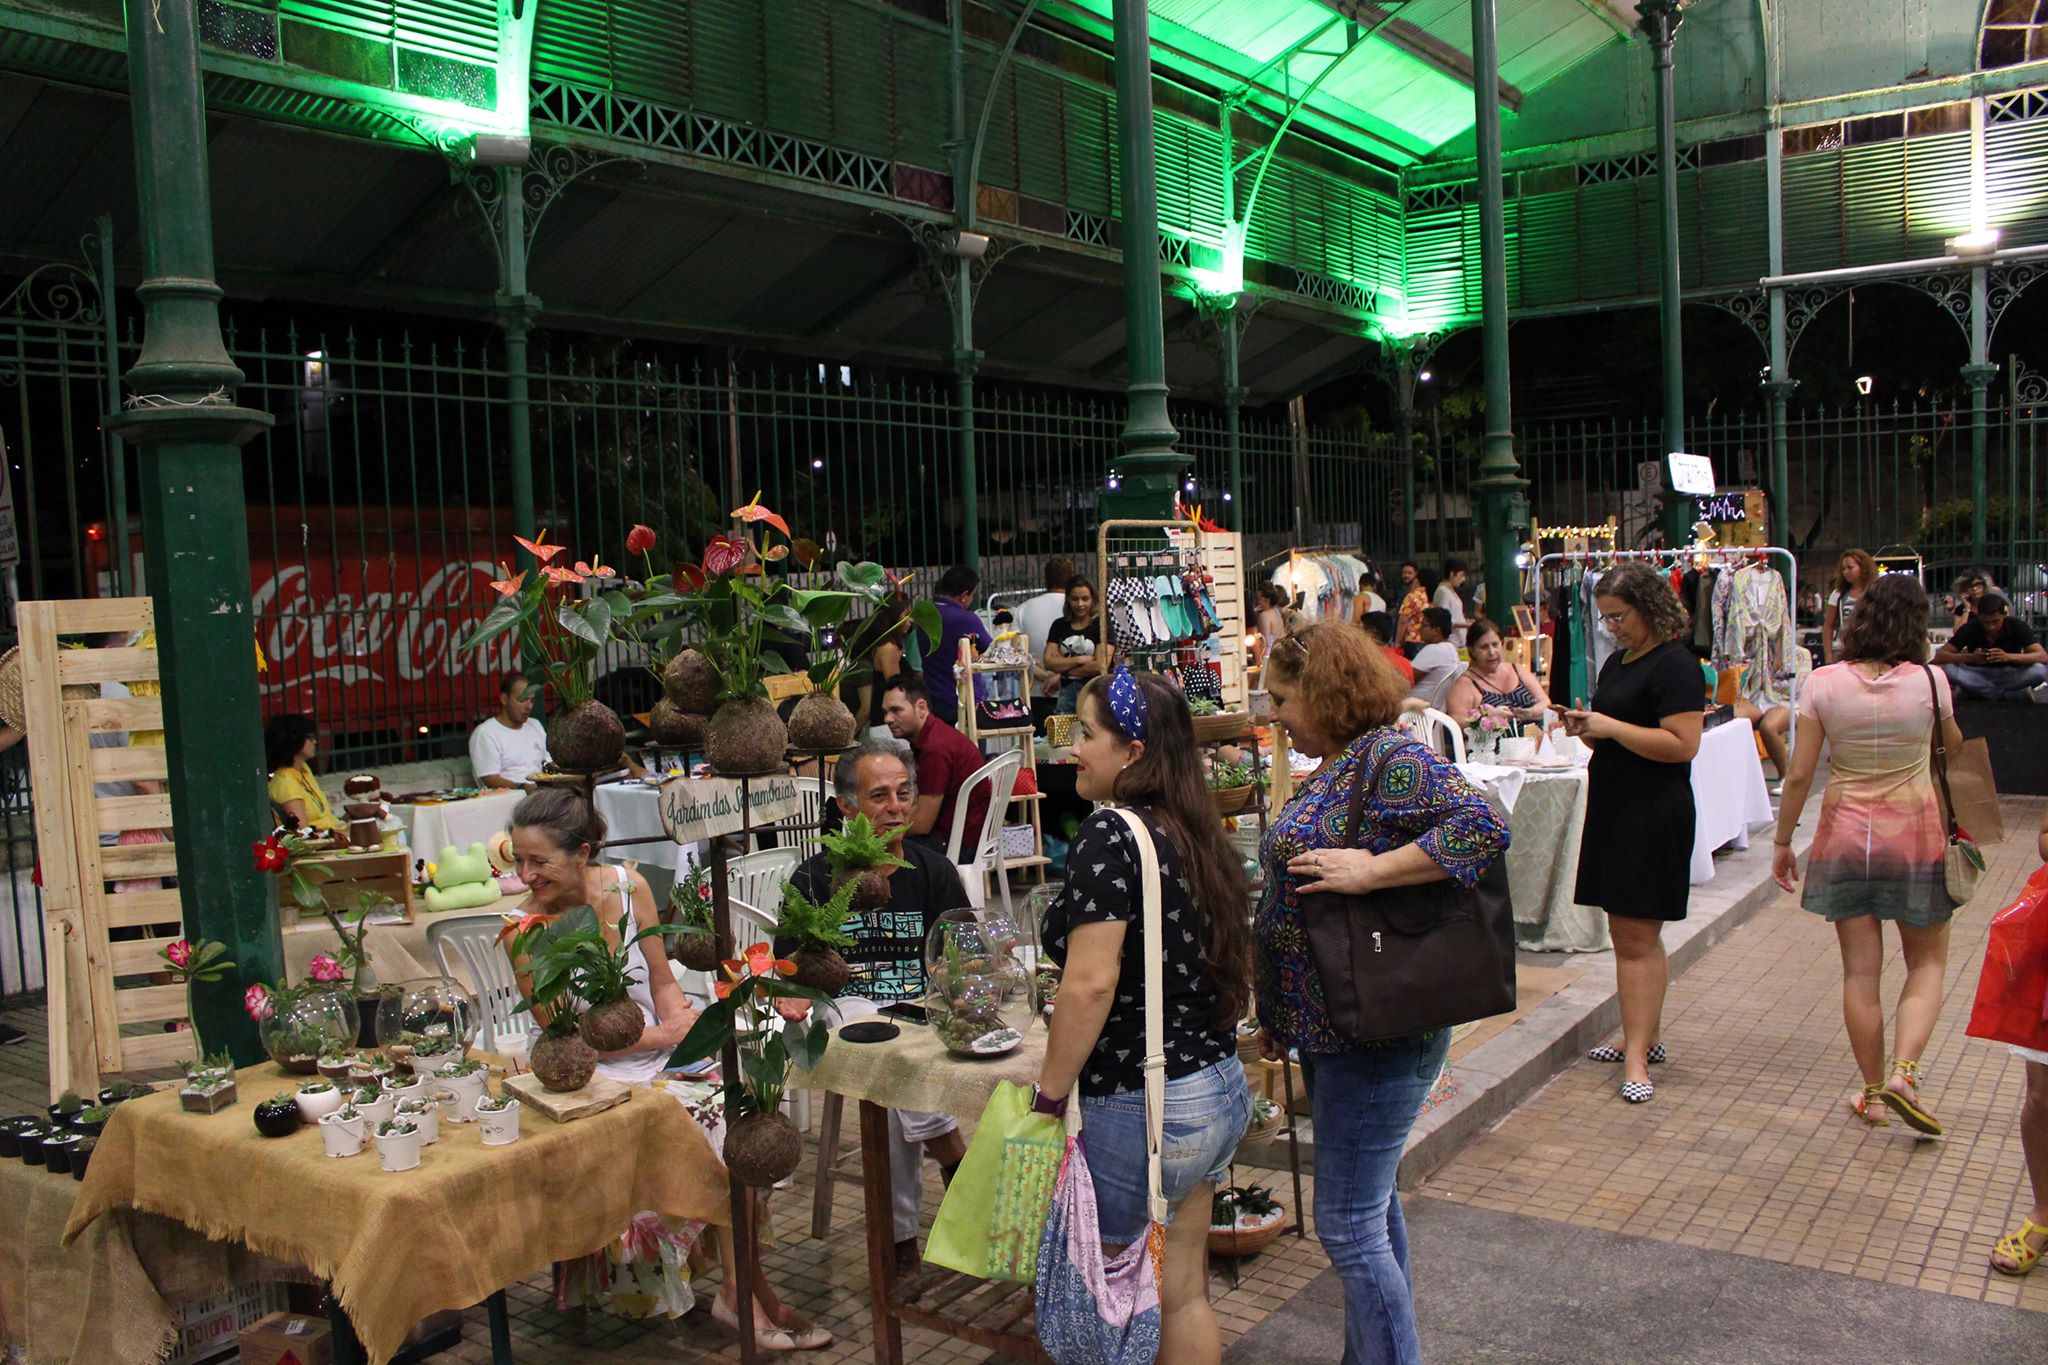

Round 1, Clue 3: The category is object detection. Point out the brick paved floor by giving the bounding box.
[1420,795,2048,1316]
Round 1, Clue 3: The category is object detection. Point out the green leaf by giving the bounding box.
[557,600,604,647]
[753,603,813,638]
[601,589,634,619]
[907,600,943,650]
[665,997,740,1068]
[457,598,524,653]
[837,561,886,592]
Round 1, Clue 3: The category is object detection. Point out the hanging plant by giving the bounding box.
[787,562,941,753]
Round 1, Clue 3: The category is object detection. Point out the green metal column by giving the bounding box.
[953,332,983,567]
[1221,301,1244,524]
[1468,2,1528,611]
[948,0,982,568]
[1104,0,1181,520]
[1638,0,1691,546]
[1965,264,1994,564]
[1389,345,1417,565]
[496,163,538,545]
[108,0,277,1063]
[1761,2,1793,572]
[96,213,128,596]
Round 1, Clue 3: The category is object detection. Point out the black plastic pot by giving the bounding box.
[0,1117,40,1158]
[45,1103,82,1126]
[70,1116,106,1138]
[71,1139,94,1182]
[42,1133,79,1174]
[18,1126,47,1165]
[252,1101,303,1138]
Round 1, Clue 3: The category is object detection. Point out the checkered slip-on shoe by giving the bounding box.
[1588,1043,1667,1065]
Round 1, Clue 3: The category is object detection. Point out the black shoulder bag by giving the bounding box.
[1299,741,1518,1045]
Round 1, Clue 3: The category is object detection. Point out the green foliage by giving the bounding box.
[667,962,837,1118]
[773,878,859,952]
[1918,495,2045,546]
[820,813,911,876]
[1208,760,1262,789]
[1212,1184,1281,1225]
[668,863,716,929]
[513,907,686,1013]
[55,1091,82,1114]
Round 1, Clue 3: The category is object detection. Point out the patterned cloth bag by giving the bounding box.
[1035,807,1168,1365]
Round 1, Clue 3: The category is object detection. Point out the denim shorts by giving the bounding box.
[1077,1057,1251,1245]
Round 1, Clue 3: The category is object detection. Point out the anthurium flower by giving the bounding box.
[489,569,526,599]
[514,530,564,564]
[573,559,615,580]
[541,563,587,587]
[772,997,810,1022]
[626,524,656,555]
[702,534,746,577]
[308,953,343,983]
[730,492,791,538]
[495,911,558,948]
[164,939,194,968]
[714,980,735,1000]
[741,942,776,977]
[244,983,274,1022]
[673,562,707,591]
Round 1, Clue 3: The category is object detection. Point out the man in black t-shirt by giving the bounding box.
[1934,593,2048,701]
[784,739,971,1286]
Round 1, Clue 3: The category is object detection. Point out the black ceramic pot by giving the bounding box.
[42,1133,79,1174]
[0,1117,40,1158]
[45,1103,81,1126]
[18,1126,47,1165]
[71,1140,94,1182]
[252,1101,303,1138]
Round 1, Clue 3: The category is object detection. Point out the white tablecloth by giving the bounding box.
[591,782,704,876]
[390,790,523,860]
[1460,762,1607,953]
[1688,717,1774,884]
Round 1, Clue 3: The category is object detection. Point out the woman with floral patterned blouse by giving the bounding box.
[1259,621,1509,1365]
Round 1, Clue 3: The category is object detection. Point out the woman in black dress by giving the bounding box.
[1563,562,1704,1105]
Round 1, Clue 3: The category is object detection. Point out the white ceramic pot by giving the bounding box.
[477,1100,521,1147]
[435,1069,488,1122]
[318,1110,365,1158]
[295,1084,345,1124]
[396,1099,440,1145]
[352,1092,396,1127]
[374,1121,422,1172]
[386,1074,428,1105]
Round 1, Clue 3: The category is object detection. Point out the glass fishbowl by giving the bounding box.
[924,911,1035,1058]
[373,977,482,1067]
[260,987,360,1075]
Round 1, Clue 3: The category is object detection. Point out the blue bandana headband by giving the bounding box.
[1107,665,1149,741]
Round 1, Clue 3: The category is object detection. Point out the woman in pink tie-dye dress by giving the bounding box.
[1772,574,1960,1136]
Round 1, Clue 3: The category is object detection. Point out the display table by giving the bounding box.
[1688,717,1774,884]
[390,791,522,860]
[65,1063,730,1365]
[1457,764,1609,954]
[1,1143,306,1365]
[803,1021,1050,1365]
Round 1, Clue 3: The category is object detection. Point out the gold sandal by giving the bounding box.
[1878,1059,1942,1136]
[1991,1218,2048,1276]
[1848,1084,1890,1127]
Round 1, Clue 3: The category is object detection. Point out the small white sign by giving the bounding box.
[657,775,802,844]
[1666,453,1717,496]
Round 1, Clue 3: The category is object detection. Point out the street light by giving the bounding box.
[1947,228,2001,258]
[1855,375,1874,396]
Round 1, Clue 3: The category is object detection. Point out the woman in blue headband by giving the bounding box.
[1035,665,1254,1364]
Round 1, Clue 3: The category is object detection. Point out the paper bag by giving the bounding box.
[1946,736,2004,846]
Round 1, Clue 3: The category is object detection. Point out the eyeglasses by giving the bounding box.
[1598,609,1630,626]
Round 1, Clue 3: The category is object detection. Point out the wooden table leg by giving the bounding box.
[858,1099,904,1365]
[486,1289,513,1364]
[811,1091,843,1240]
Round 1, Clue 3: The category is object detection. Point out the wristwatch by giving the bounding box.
[1030,1086,1069,1117]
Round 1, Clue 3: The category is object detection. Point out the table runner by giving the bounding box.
[65,1064,730,1365]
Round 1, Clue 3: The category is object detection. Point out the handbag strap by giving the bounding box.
[1921,664,1960,836]
[1101,805,1168,1227]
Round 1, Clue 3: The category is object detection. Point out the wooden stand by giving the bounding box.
[502,1071,632,1121]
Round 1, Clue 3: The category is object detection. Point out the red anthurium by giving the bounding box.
[488,569,526,599]
[702,535,746,577]
[741,942,776,977]
[673,562,707,592]
[541,564,587,588]
[730,492,791,538]
[495,910,558,948]
[573,559,616,580]
[514,530,564,564]
[714,980,735,1000]
[625,524,656,555]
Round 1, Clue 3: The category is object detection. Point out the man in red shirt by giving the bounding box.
[1360,610,1416,686]
[880,672,991,853]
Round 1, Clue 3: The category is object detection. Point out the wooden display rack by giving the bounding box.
[19,597,192,1096]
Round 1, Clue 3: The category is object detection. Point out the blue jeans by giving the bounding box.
[1943,661,2047,700]
[1077,1057,1251,1245]
[1300,1030,1452,1365]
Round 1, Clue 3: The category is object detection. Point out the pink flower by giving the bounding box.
[165,939,193,968]
[307,954,343,984]
[772,997,810,1023]
[244,984,274,1022]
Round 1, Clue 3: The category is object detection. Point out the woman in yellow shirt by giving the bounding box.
[264,713,342,832]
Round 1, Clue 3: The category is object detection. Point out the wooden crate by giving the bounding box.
[279,848,415,925]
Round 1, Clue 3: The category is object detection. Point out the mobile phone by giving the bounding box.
[878,1002,929,1026]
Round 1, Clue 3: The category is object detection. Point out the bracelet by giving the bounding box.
[1773,839,1793,847]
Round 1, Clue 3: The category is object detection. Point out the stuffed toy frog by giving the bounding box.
[421,842,503,913]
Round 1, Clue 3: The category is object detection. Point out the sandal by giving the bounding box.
[1588,1043,1668,1065]
[1991,1218,2048,1276]
[1849,1084,1890,1127]
[712,1296,800,1353]
[1878,1059,1943,1136]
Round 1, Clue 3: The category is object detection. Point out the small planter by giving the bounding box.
[69,1107,112,1138]
[180,1078,238,1114]
[42,1132,80,1174]
[374,1120,422,1172]
[295,1082,344,1123]
[318,1110,366,1158]
[18,1128,47,1166]
[435,1068,488,1123]
[316,1055,358,1082]
[1191,711,1251,743]
[395,1099,440,1145]
[0,1117,44,1158]
[386,1074,428,1106]
[351,1090,396,1127]
[98,1082,154,1108]
[46,1101,83,1127]
[71,1138,94,1182]
[475,1098,521,1146]
[1209,784,1257,816]
[1208,1207,1287,1259]
[253,1096,303,1138]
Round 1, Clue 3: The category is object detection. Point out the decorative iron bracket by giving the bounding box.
[450,141,642,284]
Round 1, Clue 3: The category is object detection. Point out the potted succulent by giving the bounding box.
[253,1094,303,1138]
[70,1136,95,1182]
[41,1129,80,1174]
[0,1116,44,1159]
[98,1080,153,1107]
[667,863,730,973]
[1244,1095,1284,1143]
[179,1053,240,1114]
[70,1103,113,1137]
[411,1032,460,1066]
[318,1106,366,1158]
[510,906,685,1056]
[373,1118,422,1172]
[434,1058,489,1122]
[46,1091,85,1126]
[395,1096,440,1145]
[385,1070,429,1105]
[820,813,912,911]
[350,1082,395,1127]
[670,943,835,1187]
[785,560,940,753]
[458,530,627,772]
[294,1080,344,1123]
[475,1093,521,1146]
[18,1123,48,1166]
[1209,1184,1288,1258]
[316,1052,358,1082]
[771,878,859,995]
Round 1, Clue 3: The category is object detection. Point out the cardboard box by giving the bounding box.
[166,1283,287,1365]
[240,1310,335,1365]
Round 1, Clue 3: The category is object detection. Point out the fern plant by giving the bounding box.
[775,877,859,993]
[821,813,911,909]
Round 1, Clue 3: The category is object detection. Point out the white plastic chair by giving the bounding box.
[426,911,533,1046]
[729,848,802,924]
[1402,707,1468,764]
[944,750,1023,917]
[1413,660,1468,713]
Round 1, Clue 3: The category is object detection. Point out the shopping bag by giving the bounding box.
[1033,1135,1164,1365]
[924,1080,1064,1282]
[1966,864,2048,1053]
[1946,737,2005,846]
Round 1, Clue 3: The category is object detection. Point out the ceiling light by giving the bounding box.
[464,134,531,167]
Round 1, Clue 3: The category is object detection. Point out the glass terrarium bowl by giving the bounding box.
[924,914,1035,1058]
[373,977,482,1070]
[260,987,360,1075]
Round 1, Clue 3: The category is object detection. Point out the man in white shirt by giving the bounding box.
[1410,608,1466,711]
[469,674,550,788]
[1434,559,1471,646]
[1017,556,1077,698]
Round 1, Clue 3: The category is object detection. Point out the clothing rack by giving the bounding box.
[1249,542,1356,572]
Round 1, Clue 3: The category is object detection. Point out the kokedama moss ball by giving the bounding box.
[705,697,787,776]
[663,649,722,715]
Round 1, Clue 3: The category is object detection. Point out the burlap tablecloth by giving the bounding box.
[0,1153,306,1365]
[801,1019,1047,1120]
[63,1064,730,1365]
